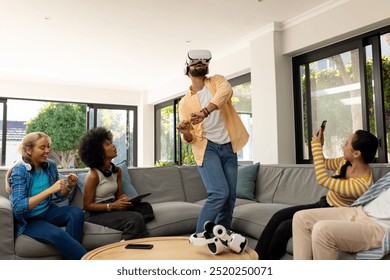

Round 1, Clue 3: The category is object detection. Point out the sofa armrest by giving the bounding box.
[0,196,15,259]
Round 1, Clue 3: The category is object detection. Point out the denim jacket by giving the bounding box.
[8,160,60,237]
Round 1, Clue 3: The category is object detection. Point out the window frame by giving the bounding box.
[87,103,138,167]
[292,25,390,163]
[154,99,179,165]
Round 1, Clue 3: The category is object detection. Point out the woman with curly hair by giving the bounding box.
[78,127,153,240]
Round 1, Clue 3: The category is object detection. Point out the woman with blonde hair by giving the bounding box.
[6,132,87,259]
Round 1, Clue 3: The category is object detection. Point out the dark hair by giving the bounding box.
[352,130,378,164]
[78,127,113,169]
[333,130,378,179]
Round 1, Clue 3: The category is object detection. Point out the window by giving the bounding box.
[380,32,390,160]
[293,25,390,163]
[5,100,55,166]
[88,104,137,167]
[154,73,253,165]
[155,101,176,164]
[0,98,137,168]
[230,73,253,162]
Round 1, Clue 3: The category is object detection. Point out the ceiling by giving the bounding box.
[0,0,331,92]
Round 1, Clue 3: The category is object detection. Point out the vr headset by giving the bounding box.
[184,49,212,75]
[189,221,248,255]
[188,231,225,255]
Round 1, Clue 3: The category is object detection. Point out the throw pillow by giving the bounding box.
[117,160,139,198]
[76,171,88,194]
[236,162,260,201]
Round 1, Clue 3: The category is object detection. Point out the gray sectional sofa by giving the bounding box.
[1,163,390,260]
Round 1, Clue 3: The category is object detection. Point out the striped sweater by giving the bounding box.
[312,141,373,207]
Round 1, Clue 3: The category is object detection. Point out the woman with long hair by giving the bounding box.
[6,132,87,259]
[255,128,379,260]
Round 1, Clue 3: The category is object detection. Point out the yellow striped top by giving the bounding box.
[312,141,373,207]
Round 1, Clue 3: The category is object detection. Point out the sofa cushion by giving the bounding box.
[232,202,293,240]
[235,197,257,207]
[15,235,63,259]
[273,165,327,205]
[236,162,260,201]
[0,196,15,260]
[82,221,122,251]
[69,186,84,208]
[76,171,88,193]
[146,202,201,236]
[129,167,185,203]
[16,222,123,258]
[179,166,207,203]
[370,164,390,181]
[0,171,8,198]
[254,165,284,203]
[117,160,138,198]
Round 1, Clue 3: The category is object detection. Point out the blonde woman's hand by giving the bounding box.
[49,179,67,194]
[67,173,78,188]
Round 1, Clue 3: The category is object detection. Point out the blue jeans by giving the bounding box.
[23,205,87,260]
[196,141,238,233]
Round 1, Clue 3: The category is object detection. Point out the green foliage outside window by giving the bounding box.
[381,56,390,137]
[181,142,195,165]
[26,103,87,168]
[301,55,390,157]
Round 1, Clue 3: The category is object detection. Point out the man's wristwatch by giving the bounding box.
[106,203,111,211]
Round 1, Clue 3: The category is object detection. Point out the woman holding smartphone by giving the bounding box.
[254,124,379,259]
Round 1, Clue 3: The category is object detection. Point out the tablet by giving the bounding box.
[128,193,151,204]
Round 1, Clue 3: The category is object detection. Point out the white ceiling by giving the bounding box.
[0,0,331,91]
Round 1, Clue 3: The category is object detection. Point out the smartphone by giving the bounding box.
[316,120,327,136]
[125,243,153,249]
[320,120,327,130]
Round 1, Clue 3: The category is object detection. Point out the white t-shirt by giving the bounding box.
[197,86,230,144]
[363,187,390,229]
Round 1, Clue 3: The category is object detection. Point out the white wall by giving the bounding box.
[138,91,155,166]
[249,24,295,164]
[282,0,390,56]
[0,79,141,105]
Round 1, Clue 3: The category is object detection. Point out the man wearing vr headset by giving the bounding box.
[177,50,249,234]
